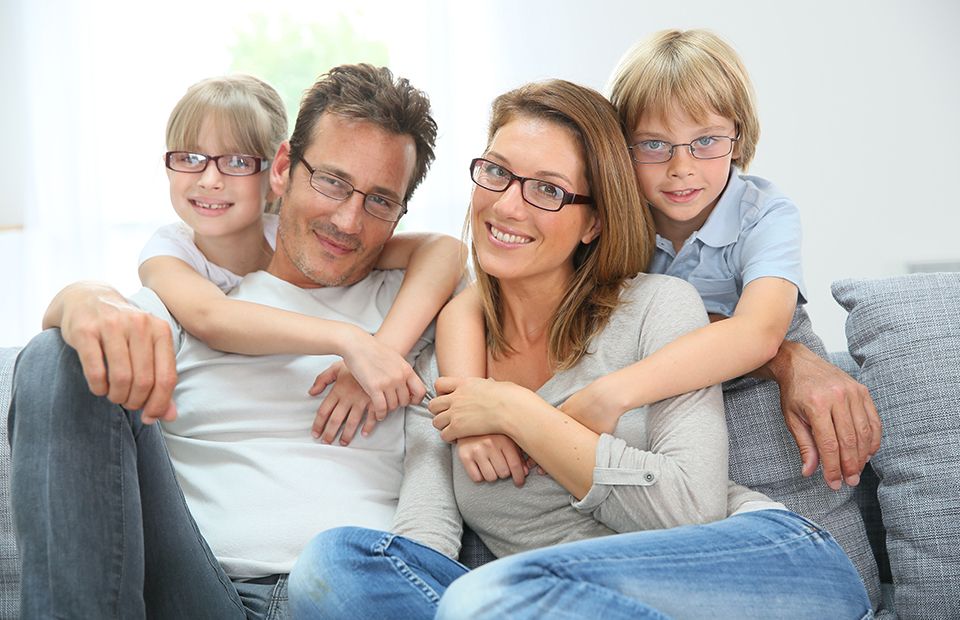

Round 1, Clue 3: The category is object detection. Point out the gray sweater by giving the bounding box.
[393,274,780,560]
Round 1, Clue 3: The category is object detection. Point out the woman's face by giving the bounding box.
[471,116,599,289]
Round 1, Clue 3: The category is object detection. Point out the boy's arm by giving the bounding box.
[373,232,466,355]
[753,341,881,490]
[42,281,177,422]
[562,276,798,433]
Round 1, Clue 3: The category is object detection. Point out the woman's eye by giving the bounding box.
[535,182,562,199]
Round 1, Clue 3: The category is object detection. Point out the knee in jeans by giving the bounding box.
[288,526,370,614]
[436,563,510,620]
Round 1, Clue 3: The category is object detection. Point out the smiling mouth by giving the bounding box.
[489,223,533,245]
[313,230,358,255]
[662,188,702,203]
[191,199,232,211]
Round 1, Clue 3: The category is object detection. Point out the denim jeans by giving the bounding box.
[290,511,872,619]
[8,330,290,619]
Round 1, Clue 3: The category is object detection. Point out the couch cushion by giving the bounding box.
[833,273,960,619]
[722,306,881,609]
[0,347,21,619]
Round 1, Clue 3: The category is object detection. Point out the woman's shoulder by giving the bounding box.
[619,273,704,307]
[611,274,709,332]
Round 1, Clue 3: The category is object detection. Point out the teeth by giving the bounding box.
[669,189,696,196]
[194,200,230,210]
[490,225,532,245]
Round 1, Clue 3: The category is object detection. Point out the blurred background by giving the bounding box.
[2,0,958,350]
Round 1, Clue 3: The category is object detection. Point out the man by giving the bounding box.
[9,64,440,618]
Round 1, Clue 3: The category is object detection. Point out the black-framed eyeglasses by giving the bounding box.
[164,151,269,176]
[628,133,739,164]
[298,157,407,223]
[469,158,591,212]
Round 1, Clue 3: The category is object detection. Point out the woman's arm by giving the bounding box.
[562,276,798,434]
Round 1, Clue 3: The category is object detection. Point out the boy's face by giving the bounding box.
[630,107,738,242]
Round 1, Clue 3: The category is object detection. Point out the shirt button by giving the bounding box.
[644,472,655,483]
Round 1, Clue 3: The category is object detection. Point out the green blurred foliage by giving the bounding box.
[229,13,389,131]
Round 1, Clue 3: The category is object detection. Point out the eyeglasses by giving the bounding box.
[165,151,269,176]
[469,158,591,212]
[298,157,407,223]
[629,134,739,164]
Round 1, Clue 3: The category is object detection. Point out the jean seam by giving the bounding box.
[374,534,443,605]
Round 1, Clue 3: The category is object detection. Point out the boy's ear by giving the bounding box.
[269,141,292,198]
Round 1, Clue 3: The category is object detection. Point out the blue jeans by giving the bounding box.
[8,330,290,619]
[290,511,872,619]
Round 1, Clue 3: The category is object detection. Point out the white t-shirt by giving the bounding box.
[138,213,280,292]
[131,268,432,578]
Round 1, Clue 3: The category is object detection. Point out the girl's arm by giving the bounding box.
[436,285,487,378]
[139,256,419,418]
[374,232,467,355]
[561,276,798,434]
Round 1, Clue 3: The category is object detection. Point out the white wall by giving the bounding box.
[2,0,959,350]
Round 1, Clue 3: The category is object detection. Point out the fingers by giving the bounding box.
[140,330,178,422]
[72,330,109,396]
[312,394,338,440]
[100,326,134,405]
[361,409,378,438]
[783,411,819,478]
[407,373,427,405]
[124,327,156,410]
[319,399,351,444]
[308,365,340,396]
[503,446,528,487]
[434,376,464,396]
[803,402,845,490]
[338,403,369,446]
[857,385,882,459]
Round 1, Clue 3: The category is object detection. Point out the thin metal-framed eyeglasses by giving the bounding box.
[164,151,269,176]
[298,157,407,223]
[469,158,591,212]
[628,133,739,164]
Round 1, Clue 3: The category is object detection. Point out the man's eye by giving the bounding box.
[318,174,347,189]
[366,194,390,207]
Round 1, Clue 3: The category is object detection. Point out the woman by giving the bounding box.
[287,80,871,619]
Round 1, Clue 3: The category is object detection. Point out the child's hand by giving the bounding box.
[559,375,628,435]
[309,362,374,445]
[457,434,529,487]
[341,332,427,419]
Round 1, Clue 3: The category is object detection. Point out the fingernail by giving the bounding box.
[846,474,860,487]
[828,479,842,491]
[311,431,320,439]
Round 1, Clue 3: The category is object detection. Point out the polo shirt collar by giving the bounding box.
[694,169,745,248]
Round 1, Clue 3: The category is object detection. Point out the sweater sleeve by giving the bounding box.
[391,347,463,559]
[571,277,729,531]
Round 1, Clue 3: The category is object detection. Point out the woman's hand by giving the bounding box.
[457,434,529,487]
[340,330,427,419]
[429,376,543,443]
[309,362,375,445]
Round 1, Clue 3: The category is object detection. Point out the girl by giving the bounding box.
[142,75,463,443]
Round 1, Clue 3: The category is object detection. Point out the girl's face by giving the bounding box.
[630,106,738,240]
[471,116,599,290]
[166,116,272,241]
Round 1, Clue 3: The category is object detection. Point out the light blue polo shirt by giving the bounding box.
[647,170,806,317]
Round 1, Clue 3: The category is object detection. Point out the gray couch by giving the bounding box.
[2,273,958,619]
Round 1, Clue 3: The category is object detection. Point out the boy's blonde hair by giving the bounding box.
[609,29,760,170]
[166,74,287,169]
[473,80,654,370]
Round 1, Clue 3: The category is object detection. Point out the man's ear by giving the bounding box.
[270,141,292,198]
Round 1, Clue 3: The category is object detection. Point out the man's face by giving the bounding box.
[268,113,417,288]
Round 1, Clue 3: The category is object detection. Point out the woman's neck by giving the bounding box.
[194,222,273,277]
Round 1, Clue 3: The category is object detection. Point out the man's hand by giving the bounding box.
[47,282,178,423]
[456,434,529,487]
[763,340,881,490]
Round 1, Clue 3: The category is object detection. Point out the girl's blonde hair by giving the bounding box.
[473,80,655,370]
[166,75,287,210]
[609,29,760,170]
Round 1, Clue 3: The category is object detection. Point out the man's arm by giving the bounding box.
[43,281,178,423]
[753,340,881,490]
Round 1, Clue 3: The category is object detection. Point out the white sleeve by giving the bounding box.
[128,287,184,353]
[138,222,207,274]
